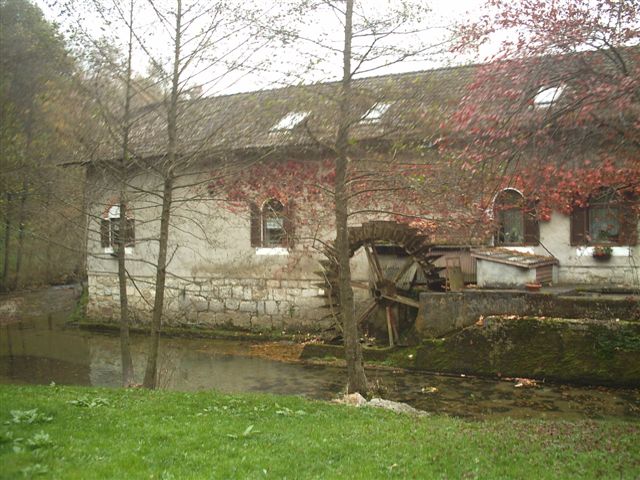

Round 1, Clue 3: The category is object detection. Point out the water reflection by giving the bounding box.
[85,337,346,397]
[1,286,638,420]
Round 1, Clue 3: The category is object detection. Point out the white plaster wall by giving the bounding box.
[86,167,374,330]
[476,259,536,288]
[86,164,639,327]
[87,171,326,280]
[533,211,640,287]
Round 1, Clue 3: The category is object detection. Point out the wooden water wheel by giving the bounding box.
[316,220,443,346]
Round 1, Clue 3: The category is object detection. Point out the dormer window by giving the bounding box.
[533,86,564,108]
[270,111,309,131]
[360,102,391,123]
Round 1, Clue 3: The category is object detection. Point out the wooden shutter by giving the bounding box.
[100,219,110,248]
[619,194,638,246]
[570,206,588,246]
[523,201,540,246]
[249,202,261,247]
[283,200,295,248]
[111,219,120,247]
[125,218,135,247]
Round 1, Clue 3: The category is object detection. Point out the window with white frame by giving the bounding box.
[262,199,285,246]
[100,205,135,253]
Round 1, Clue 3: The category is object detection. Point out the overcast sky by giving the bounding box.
[36,0,493,95]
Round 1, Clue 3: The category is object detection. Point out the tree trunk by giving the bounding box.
[117,0,135,387]
[44,187,53,284]
[143,0,181,389]
[142,175,173,388]
[79,170,88,283]
[16,105,34,289]
[2,192,12,291]
[117,200,134,386]
[335,0,368,395]
[14,179,28,289]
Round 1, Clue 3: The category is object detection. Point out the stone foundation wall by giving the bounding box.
[416,290,640,338]
[87,274,332,332]
[415,316,640,387]
[301,317,640,387]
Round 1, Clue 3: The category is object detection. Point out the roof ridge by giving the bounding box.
[186,61,481,103]
[132,61,479,114]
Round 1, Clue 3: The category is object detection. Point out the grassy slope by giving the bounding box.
[0,385,638,479]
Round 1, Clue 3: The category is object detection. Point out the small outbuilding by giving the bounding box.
[471,248,558,288]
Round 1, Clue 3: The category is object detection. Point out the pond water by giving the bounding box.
[1,286,638,421]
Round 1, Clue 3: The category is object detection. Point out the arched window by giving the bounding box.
[249,199,294,248]
[571,187,638,246]
[494,189,539,246]
[100,204,135,252]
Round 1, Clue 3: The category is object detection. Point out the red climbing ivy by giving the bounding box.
[446,0,640,218]
[207,2,640,242]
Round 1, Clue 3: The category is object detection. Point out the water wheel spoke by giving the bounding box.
[385,306,399,347]
[356,299,378,325]
[350,280,371,290]
[393,257,416,284]
[364,243,384,285]
[381,293,420,309]
[369,243,384,279]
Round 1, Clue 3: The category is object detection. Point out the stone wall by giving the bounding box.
[536,213,640,286]
[416,290,640,338]
[301,316,640,387]
[415,316,640,387]
[87,273,332,332]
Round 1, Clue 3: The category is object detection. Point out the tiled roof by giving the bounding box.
[95,46,640,162]
[101,64,476,160]
[471,248,558,268]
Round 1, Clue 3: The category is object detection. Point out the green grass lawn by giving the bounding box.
[0,385,638,479]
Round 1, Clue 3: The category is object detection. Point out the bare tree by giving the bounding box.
[124,0,272,388]
[55,0,273,388]
[116,0,136,386]
[214,0,454,395]
[277,0,445,395]
[334,0,367,394]
[60,0,150,386]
